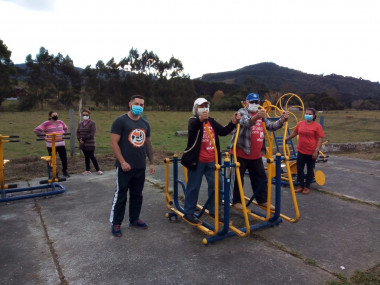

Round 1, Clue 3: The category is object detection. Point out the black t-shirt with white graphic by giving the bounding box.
[111,114,151,169]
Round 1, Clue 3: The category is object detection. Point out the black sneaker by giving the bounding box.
[183,214,201,225]
[129,219,148,229]
[111,224,122,237]
[210,213,224,223]
[62,171,70,178]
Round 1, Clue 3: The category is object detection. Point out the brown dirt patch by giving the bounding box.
[3,150,172,183]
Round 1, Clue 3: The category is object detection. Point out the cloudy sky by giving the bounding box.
[1,0,379,82]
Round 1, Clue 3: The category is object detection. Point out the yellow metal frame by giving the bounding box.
[40,133,61,183]
[0,134,14,190]
[204,122,221,234]
[280,121,300,222]
[233,96,302,223]
[164,95,307,240]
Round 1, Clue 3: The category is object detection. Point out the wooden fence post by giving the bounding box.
[69,109,75,157]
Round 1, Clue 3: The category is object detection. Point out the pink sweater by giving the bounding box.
[34,120,68,147]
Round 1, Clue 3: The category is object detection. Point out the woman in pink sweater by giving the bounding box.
[34,111,70,177]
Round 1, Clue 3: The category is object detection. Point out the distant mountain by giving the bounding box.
[15,63,83,74]
[14,62,380,101]
[199,62,380,99]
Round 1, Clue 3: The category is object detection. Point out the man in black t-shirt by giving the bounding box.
[109,95,155,237]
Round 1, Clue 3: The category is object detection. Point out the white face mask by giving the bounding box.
[197,107,209,116]
[83,115,89,120]
[248,103,259,112]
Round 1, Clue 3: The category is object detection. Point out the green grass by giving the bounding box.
[1,110,380,160]
[322,110,380,143]
[326,264,380,284]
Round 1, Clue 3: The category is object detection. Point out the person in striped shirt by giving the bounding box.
[34,111,70,177]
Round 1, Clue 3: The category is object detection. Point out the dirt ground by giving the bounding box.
[3,150,173,183]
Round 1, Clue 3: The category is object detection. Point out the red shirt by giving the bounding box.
[199,122,217,163]
[294,120,324,155]
[234,118,264,160]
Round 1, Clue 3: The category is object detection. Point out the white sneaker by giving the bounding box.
[82,171,91,176]
[97,171,103,175]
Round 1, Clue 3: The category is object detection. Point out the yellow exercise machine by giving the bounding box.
[164,113,295,244]
[0,134,20,193]
[164,93,328,243]
[0,133,66,202]
[268,93,328,188]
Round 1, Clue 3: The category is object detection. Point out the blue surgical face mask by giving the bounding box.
[131,105,143,116]
[304,114,313,121]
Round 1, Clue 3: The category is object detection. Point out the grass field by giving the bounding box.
[1,109,380,160]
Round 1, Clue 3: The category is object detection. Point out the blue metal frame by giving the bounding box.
[1,182,66,202]
[166,154,284,244]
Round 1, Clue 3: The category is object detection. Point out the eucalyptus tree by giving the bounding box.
[0,39,16,107]
[128,48,141,73]
[82,64,105,107]
[104,57,125,108]
[53,53,81,107]
[26,47,55,109]
[26,47,81,109]
[140,50,160,76]
[167,56,184,78]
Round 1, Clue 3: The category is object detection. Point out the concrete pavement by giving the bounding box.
[0,155,379,284]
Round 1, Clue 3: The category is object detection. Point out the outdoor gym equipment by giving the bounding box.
[164,119,291,244]
[0,133,66,203]
[230,105,300,224]
[165,152,287,244]
[164,94,328,243]
[268,93,329,188]
[0,134,19,192]
[37,132,71,182]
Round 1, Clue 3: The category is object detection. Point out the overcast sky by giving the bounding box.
[1,0,379,82]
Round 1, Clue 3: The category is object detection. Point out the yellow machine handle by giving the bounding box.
[280,121,300,223]
[231,123,252,236]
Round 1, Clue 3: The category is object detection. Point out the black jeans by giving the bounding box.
[233,156,268,204]
[110,168,146,225]
[296,152,315,188]
[82,149,100,171]
[47,146,68,173]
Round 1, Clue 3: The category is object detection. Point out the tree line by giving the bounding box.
[1,38,379,112]
[1,39,198,111]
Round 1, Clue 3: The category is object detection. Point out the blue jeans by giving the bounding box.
[184,162,222,216]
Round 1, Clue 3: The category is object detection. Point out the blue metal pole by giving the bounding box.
[320,115,325,130]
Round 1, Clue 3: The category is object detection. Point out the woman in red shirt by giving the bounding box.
[181,98,240,225]
[286,108,324,194]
